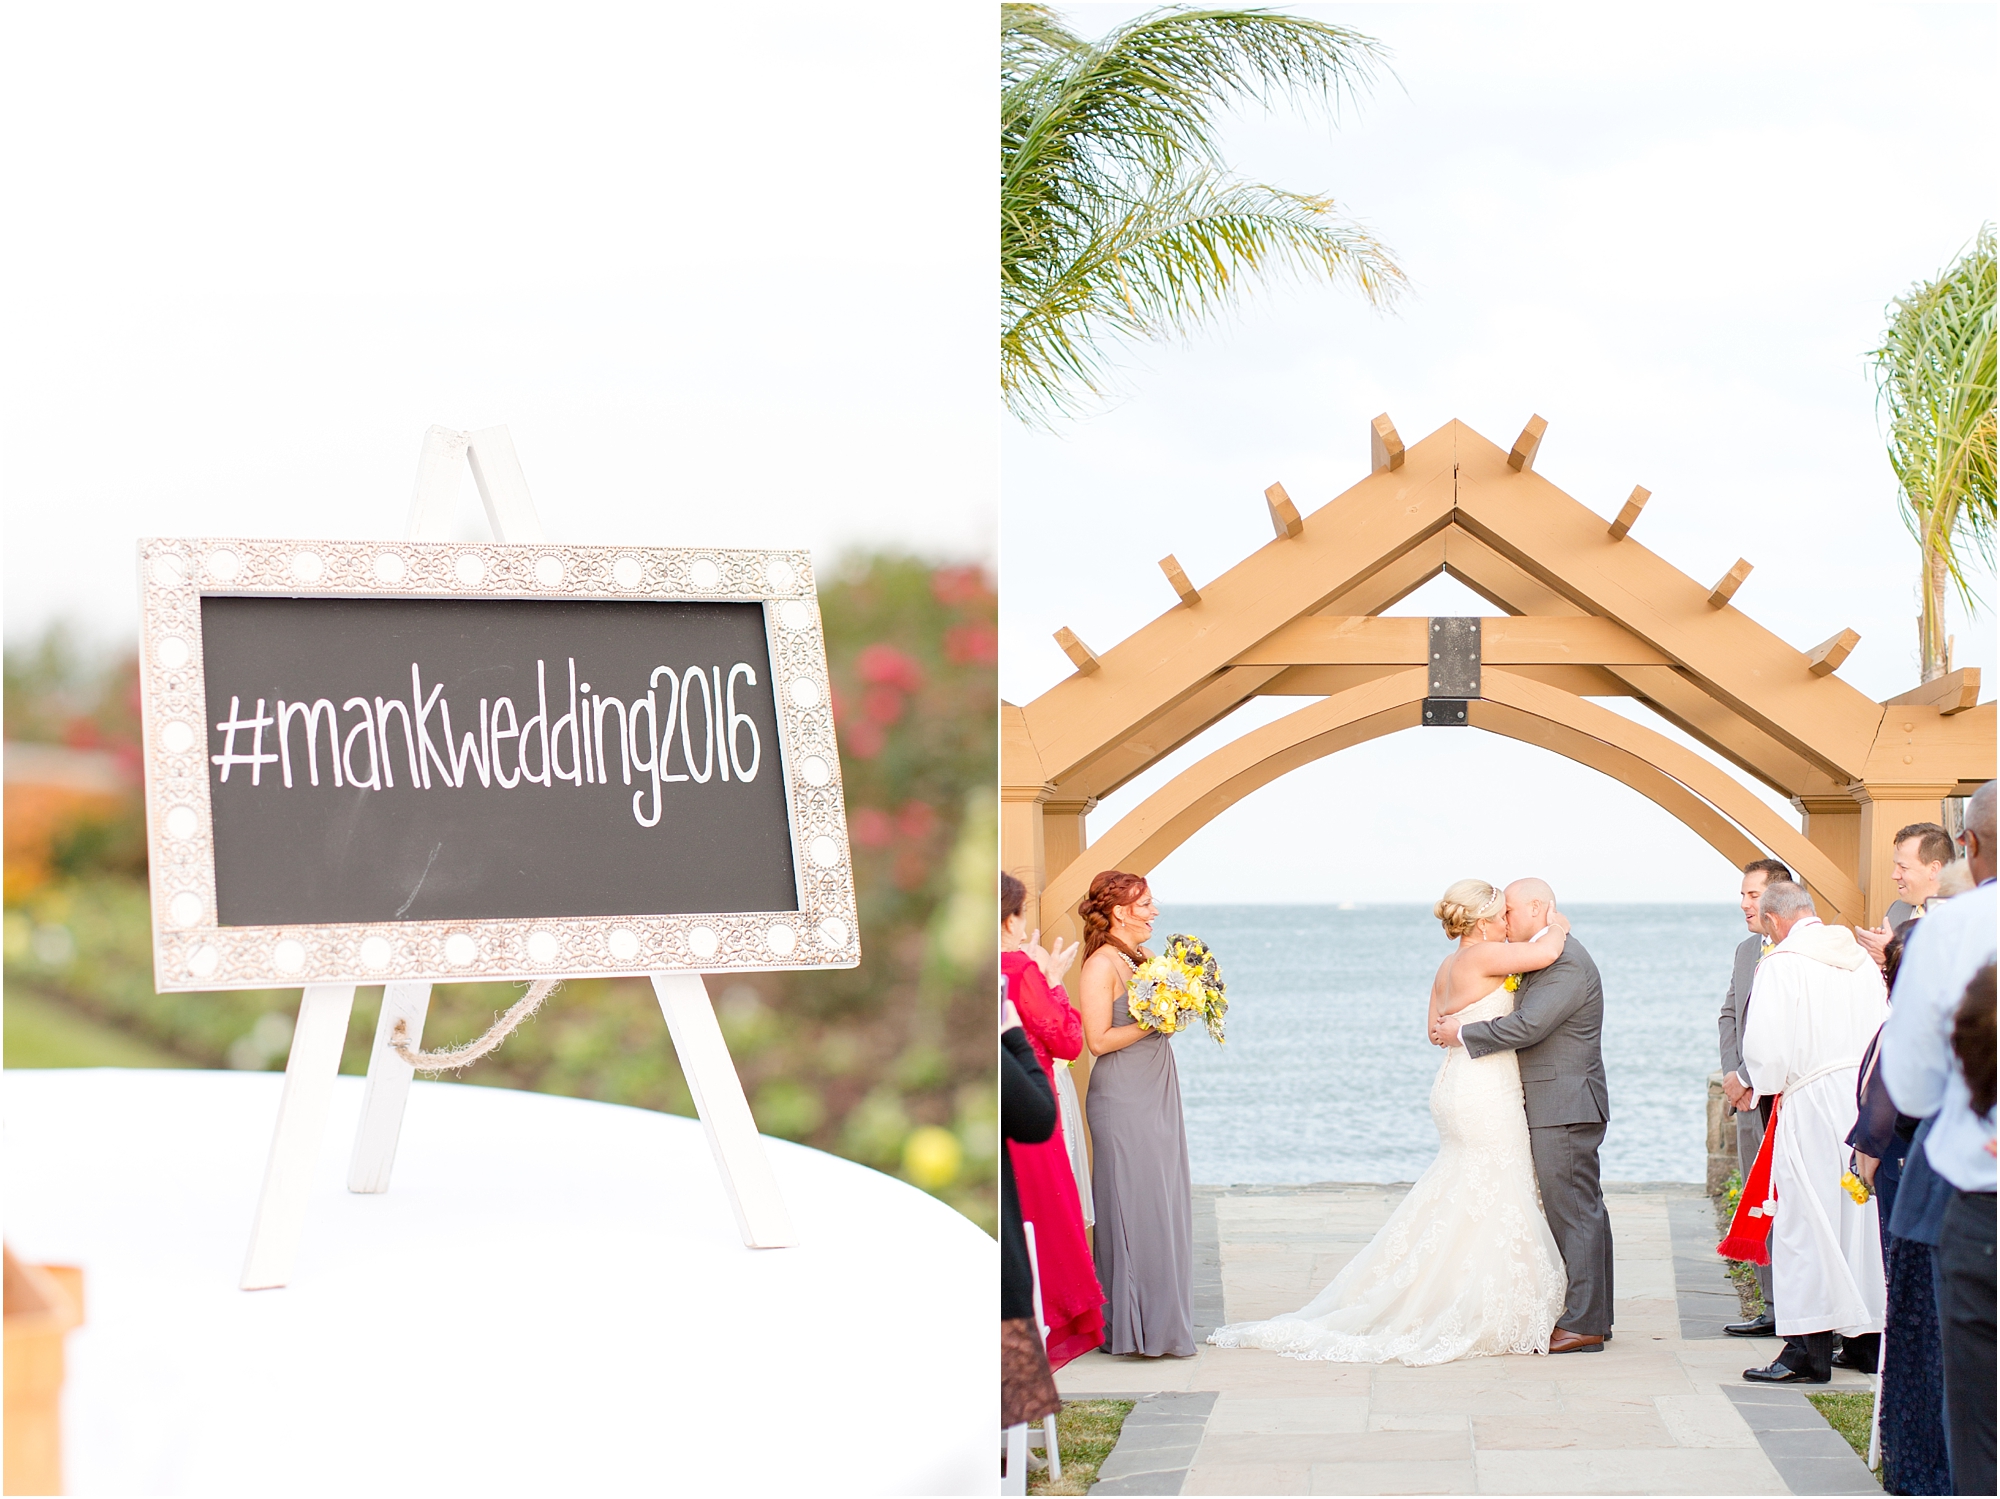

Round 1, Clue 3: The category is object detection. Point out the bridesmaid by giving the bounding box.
[1077,869,1195,1358]
[1000,873,1105,1366]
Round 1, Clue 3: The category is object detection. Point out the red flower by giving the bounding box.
[897,800,937,841]
[856,643,924,693]
[931,566,992,608]
[944,621,997,665]
[850,807,894,847]
[862,684,905,726]
[843,719,886,760]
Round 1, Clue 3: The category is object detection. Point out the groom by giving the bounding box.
[1434,878,1613,1354]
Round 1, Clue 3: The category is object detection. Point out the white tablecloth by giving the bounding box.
[3,1069,992,1496]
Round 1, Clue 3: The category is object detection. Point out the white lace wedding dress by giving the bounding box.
[1208,985,1568,1365]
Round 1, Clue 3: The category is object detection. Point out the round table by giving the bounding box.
[4,1069,992,1495]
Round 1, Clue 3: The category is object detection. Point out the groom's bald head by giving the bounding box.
[1504,878,1556,942]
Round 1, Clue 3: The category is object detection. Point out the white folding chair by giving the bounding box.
[1022,1220,1062,1481]
[1866,1321,1885,1470]
[1001,1422,1029,1495]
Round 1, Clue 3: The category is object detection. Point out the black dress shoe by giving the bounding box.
[1726,1314,1778,1337]
[1743,1359,1829,1384]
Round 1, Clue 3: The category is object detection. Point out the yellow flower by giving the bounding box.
[1503,974,1520,992]
[902,1126,963,1190]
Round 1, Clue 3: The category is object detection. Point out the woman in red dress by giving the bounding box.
[1000,872,1105,1367]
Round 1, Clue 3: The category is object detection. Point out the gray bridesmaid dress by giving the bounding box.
[1088,979,1196,1356]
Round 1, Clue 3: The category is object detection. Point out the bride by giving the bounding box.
[1209,879,1572,1365]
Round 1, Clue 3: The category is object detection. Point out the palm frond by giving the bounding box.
[1871,230,1997,573]
[1002,5,1403,423]
[1003,171,1403,420]
[1869,224,1996,674]
[1002,4,1085,88]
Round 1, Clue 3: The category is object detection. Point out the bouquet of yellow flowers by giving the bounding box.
[1126,934,1229,1044]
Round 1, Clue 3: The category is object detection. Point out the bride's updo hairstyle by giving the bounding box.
[1434,879,1505,939]
[1080,869,1150,960]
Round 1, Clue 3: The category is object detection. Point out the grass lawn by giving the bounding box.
[1806,1391,1879,1470]
[4,987,189,1069]
[1027,1399,1135,1496]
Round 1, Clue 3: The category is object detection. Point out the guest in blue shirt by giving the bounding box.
[1883,779,1996,1497]
[1852,919,1951,1493]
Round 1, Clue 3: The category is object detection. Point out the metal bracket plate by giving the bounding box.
[1422,698,1471,727]
[1428,617,1481,698]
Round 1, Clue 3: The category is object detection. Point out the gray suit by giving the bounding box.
[1460,936,1614,1336]
[1717,931,1773,1310]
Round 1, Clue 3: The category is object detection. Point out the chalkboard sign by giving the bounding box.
[138,538,859,990]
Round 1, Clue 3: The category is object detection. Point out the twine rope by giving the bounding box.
[390,979,559,1072]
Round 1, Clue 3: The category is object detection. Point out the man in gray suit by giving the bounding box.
[1434,878,1612,1353]
[1717,857,1792,1337]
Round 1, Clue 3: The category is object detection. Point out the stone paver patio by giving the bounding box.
[1058,1183,1880,1495]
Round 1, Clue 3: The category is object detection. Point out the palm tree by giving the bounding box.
[1002,4,1407,424]
[1869,225,1997,682]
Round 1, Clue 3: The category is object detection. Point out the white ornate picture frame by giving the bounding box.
[137,536,860,992]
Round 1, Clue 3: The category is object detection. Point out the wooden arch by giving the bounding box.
[1040,666,1867,931]
[1005,416,1993,947]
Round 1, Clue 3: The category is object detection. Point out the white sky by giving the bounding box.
[2,5,993,652]
[1003,2,1998,905]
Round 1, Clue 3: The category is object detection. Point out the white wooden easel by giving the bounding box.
[238,425,797,1290]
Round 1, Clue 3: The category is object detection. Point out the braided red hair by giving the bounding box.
[1079,869,1150,961]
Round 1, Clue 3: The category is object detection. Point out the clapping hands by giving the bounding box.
[1024,929,1079,988]
[1855,923,1893,968]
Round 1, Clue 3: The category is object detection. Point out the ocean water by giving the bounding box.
[1152,903,1746,1185]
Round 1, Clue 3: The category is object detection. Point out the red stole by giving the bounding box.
[1717,1094,1782,1266]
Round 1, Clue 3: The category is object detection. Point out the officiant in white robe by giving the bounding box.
[1739,880,1888,1383]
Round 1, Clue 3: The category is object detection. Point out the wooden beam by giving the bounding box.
[1047,531,1453,803]
[1259,662,1633,698]
[1862,701,1995,782]
[1265,481,1303,539]
[1507,414,1548,472]
[1885,667,1980,714]
[1445,436,1888,781]
[1159,554,1200,606]
[1233,617,1426,666]
[1231,614,1672,668]
[1053,626,1100,676]
[1495,664,1636,697]
[1043,663,1866,931]
[1260,665,1427,696]
[1041,671,1432,924]
[1615,665,1844,798]
[1370,413,1405,473]
[1707,558,1752,609]
[1608,486,1650,541]
[1479,669,1866,923]
[1806,627,1859,677]
[1484,616,1671,665]
[1054,667,1280,801]
[1015,432,1456,790]
[1440,493,1872,791]
[1438,523,1849,795]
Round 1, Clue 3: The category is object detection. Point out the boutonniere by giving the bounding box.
[1503,974,1521,992]
[1760,942,1776,958]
